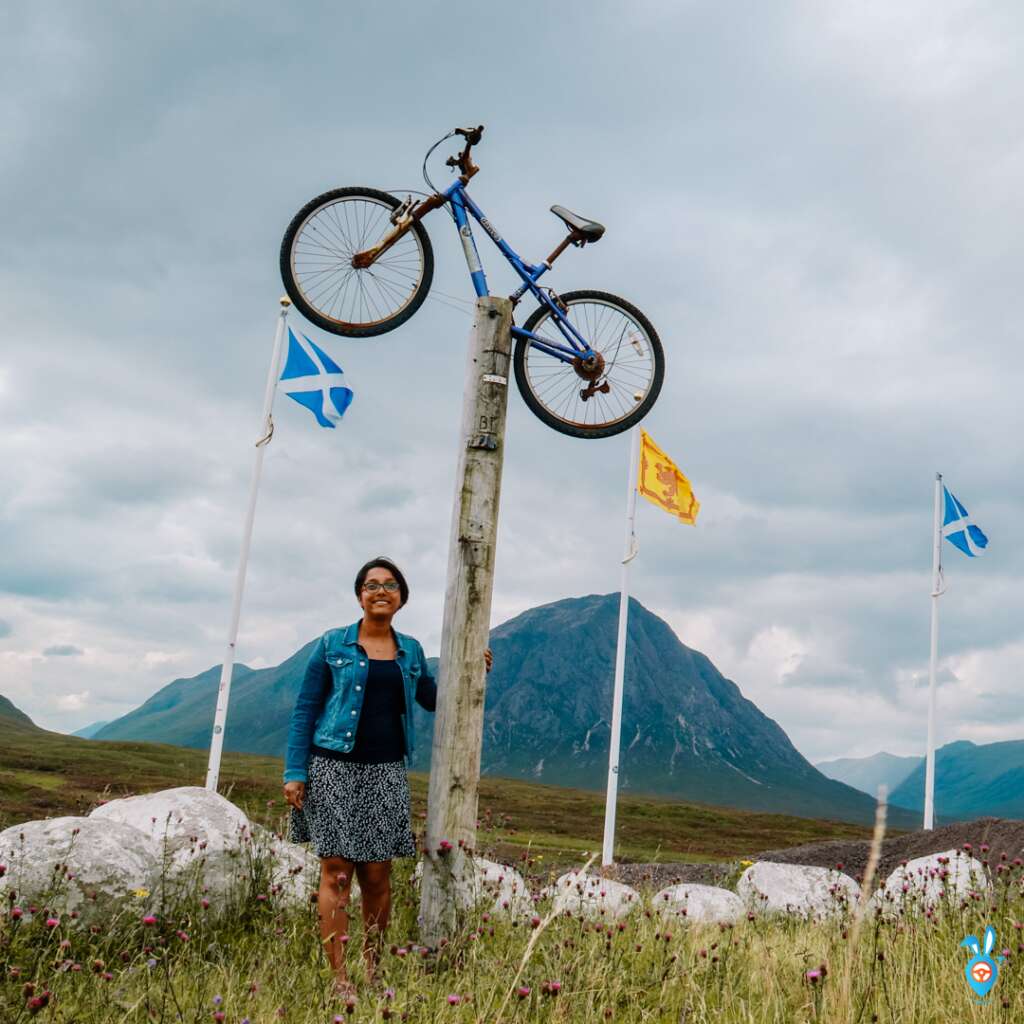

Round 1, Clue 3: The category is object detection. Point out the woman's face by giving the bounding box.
[359,566,402,619]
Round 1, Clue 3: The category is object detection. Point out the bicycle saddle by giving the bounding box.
[550,205,605,243]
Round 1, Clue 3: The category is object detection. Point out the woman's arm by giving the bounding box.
[283,636,331,783]
[414,644,437,712]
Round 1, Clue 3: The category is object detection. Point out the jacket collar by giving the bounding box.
[341,619,409,655]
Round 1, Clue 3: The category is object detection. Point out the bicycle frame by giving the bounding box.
[440,181,594,366]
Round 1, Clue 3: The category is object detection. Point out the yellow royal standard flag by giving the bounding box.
[638,430,699,525]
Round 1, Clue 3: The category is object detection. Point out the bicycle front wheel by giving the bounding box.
[280,187,434,337]
[513,290,665,439]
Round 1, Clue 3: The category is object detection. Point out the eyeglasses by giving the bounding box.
[362,580,400,593]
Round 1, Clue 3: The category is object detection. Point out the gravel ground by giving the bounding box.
[607,816,1024,894]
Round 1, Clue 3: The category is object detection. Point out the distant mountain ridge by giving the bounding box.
[93,594,910,825]
[889,740,1024,820]
[816,752,922,801]
[72,720,111,739]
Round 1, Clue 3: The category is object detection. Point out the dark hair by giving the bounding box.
[354,555,409,607]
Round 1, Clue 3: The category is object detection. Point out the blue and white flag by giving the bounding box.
[279,328,354,428]
[942,485,989,558]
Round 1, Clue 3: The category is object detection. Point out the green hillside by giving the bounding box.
[0,711,872,864]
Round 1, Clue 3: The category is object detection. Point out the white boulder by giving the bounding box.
[868,849,989,916]
[653,883,745,925]
[738,862,860,920]
[550,870,639,920]
[0,816,158,922]
[88,786,253,900]
[413,856,530,916]
[251,825,361,906]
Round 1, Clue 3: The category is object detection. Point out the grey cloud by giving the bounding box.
[43,644,83,657]
[0,619,11,638]
[2,1,1022,758]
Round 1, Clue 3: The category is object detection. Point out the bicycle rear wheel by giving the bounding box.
[513,290,665,439]
[280,187,434,337]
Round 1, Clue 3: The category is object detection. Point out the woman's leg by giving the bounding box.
[319,856,357,990]
[354,860,392,981]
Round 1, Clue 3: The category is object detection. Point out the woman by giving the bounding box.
[282,555,490,995]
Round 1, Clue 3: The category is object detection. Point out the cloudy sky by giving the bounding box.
[2,1,1021,763]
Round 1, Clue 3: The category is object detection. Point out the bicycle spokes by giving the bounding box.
[520,298,660,432]
[289,194,428,330]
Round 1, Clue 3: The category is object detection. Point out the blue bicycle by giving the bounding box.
[280,126,664,438]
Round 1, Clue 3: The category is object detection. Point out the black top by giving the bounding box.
[312,659,407,764]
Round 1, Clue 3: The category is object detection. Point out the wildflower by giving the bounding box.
[213,1015,225,1023]
[132,888,150,899]
[213,995,223,1006]
[447,994,461,1005]
[45,917,60,929]
[201,899,210,910]
[516,986,531,999]
[177,930,190,942]
[806,969,822,984]
[384,988,395,1000]
[10,907,23,920]
[0,864,5,877]
[142,915,157,926]
[544,980,562,996]
[147,958,157,969]
[530,916,541,928]
[101,972,114,981]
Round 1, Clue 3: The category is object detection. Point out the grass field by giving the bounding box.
[0,718,871,865]
[4,718,1023,1021]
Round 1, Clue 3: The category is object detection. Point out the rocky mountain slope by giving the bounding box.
[92,595,911,825]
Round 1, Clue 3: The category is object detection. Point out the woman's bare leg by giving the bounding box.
[355,860,392,982]
[319,856,356,991]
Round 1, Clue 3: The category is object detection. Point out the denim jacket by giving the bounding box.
[283,621,436,784]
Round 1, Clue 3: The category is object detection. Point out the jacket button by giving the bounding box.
[351,710,357,716]
[360,661,366,667]
[346,731,352,737]
[355,686,361,691]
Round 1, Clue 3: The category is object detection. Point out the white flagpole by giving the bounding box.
[923,471,943,830]
[602,425,641,867]
[205,298,291,791]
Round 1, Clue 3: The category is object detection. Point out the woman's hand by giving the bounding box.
[283,781,306,811]
[484,648,493,673]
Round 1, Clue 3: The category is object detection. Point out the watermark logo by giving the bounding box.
[960,925,1004,1002]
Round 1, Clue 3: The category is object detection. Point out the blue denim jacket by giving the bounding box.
[283,621,436,783]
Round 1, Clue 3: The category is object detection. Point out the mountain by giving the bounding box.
[95,595,910,825]
[71,720,111,739]
[0,694,37,730]
[816,752,922,802]
[888,739,1024,821]
[95,664,255,748]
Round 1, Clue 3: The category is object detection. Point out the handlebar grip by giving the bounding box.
[456,125,485,145]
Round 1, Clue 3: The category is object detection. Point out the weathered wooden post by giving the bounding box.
[419,295,513,946]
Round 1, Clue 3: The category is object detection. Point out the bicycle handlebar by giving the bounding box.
[455,125,484,145]
[446,125,485,180]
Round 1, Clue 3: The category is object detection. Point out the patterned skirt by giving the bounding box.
[289,755,417,862]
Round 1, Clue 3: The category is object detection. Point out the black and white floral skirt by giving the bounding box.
[289,756,417,862]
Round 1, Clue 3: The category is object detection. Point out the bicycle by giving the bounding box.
[279,126,665,439]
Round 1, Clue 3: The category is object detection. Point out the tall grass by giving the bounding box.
[2,811,1022,1023]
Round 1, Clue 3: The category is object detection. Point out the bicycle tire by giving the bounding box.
[513,289,665,439]
[279,187,434,337]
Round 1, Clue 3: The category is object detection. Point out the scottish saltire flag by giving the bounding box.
[943,485,989,557]
[279,328,353,428]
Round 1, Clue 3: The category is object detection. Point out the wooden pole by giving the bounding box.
[419,296,513,946]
